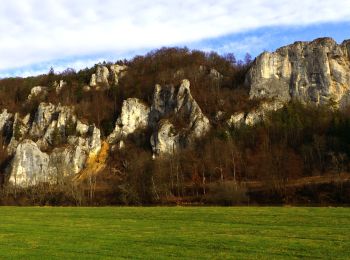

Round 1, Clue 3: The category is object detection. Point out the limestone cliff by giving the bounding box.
[108,79,210,156]
[247,38,350,108]
[5,102,102,187]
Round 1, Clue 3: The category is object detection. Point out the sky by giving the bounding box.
[0,0,350,78]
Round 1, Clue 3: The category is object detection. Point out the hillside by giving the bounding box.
[0,38,350,206]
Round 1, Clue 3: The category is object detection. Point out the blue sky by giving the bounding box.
[1,0,350,78]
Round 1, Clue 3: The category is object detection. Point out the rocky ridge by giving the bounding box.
[247,38,350,108]
[1,37,350,187]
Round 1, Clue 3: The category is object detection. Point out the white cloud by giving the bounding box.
[1,0,350,75]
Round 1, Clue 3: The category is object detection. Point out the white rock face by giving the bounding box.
[28,86,48,101]
[227,101,284,128]
[150,120,180,155]
[56,105,76,134]
[6,102,103,186]
[76,120,89,135]
[30,102,56,138]
[247,38,350,108]
[227,112,245,128]
[150,79,210,155]
[7,113,31,155]
[88,125,102,156]
[89,74,97,87]
[107,98,150,144]
[49,137,89,180]
[9,140,50,187]
[0,109,12,132]
[108,79,209,155]
[90,65,110,89]
[54,80,67,94]
[110,64,128,85]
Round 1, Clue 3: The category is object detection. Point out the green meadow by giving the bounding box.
[0,207,349,259]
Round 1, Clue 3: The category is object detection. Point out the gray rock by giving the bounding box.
[89,74,97,87]
[150,79,210,155]
[110,64,127,85]
[30,102,56,138]
[7,113,31,155]
[28,86,48,101]
[88,125,102,156]
[90,65,110,89]
[227,112,245,128]
[55,80,67,94]
[76,120,89,136]
[227,101,284,127]
[0,109,12,133]
[107,98,150,144]
[150,120,181,155]
[9,140,50,187]
[247,38,350,108]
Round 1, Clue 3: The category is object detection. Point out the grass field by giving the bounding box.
[0,207,349,259]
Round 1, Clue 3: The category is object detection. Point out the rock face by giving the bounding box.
[107,79,210,155]
[28,86,48,101]
[9,140,50,187]
[150,79,210,155]
[247,38,350,108]
[0,109,12,132]
[227,101,284,128]
[90,65,110,89]
[5,102,102,187]
[107,98,150,145]
[54,80,67,94]
[110,64,128,85]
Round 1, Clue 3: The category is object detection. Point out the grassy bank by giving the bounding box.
[0,207,349,259]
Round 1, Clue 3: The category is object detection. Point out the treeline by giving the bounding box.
[0,47,251,138]
[99,102,349,205]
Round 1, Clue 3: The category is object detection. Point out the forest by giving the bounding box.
[0,47,349,206]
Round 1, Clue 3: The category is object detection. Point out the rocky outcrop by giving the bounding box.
[30,102,56,138]
[9,140,50,187]
[90,65,110,89]
[7,113,31,155]
[28,86,48,101]
[5,101,103,187]
[76,120,89,136]
[0,109,13,133]
[107,98,150,146]
[247,38,350,108]
[110,64,127,85]
[54,80,67,94]
[150,120,181,157]
[227,101,284,128]
[150,79,210,155]
[107,79,210,155]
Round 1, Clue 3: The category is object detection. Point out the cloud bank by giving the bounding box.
[1,0,350,76]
